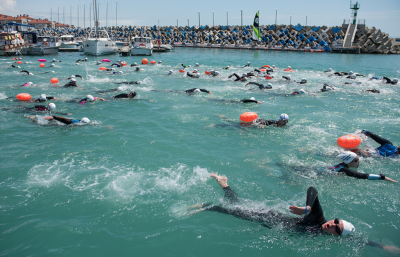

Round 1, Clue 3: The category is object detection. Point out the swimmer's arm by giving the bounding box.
[200,89,212,94]
[367,240,400,254]
[289,205,312,215]
[47,96,57,100]
[48,115,73,124]
[95,97,105,101]
[362,131,393,146]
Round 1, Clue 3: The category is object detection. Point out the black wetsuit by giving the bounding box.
[382,77,398,85]
[186,72,199,78]
[367,89,380,93]
[240,99,259,104]
[185,88,210,94]
[282,76,291,81]
[112,63,122,67]
[253,118,278,126]
[52,116,80,125]
[96,88,120,93]
[20,70,32,75]
[28,105,49,111]
[246,82,272,90]
[113,92,137,99]
[34,96,56,102]
[64,82,78,87]
[229,73,247,81]
[206,186,326,232]
[114,81,141,84]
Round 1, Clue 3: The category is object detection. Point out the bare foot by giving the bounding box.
[210,173,229,188]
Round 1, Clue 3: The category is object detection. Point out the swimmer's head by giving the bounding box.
[326,86,333,91]
[287,66,291,69]
[96,61,101,64]
[301,78,307,83]
[80,117,90,124]
[168,70,173,74]
[53,58,56,61]
[84,58,88,61]
[158,61,161,64]
[134,62,137,65]
[322,219,355,236]
[117,86,123,91]
[70,78,76,82]
[242,73,247,77]
[210,70,215,73]
[250,97,255,100]
[214,71,219,75]
[47,103,56,110]
[247,62,250,65]
[128,91,137,98]
[393,78,398,83]
[27,82,33,86]
[337,151,358,165]
[194,88,201,93]
[195,63,199,66]
[299,89,306,94]
[50,64,55,67]
[350,74,356,79]
[137,81,142,84]
[267,83,273,88]
[86,95,95,102]
[40,94,46,101]
[272,65,275,68]
[70,75,76,78]
[279,113,289,121]
[349,71,354,75]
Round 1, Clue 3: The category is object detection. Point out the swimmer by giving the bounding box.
[95,87,123,94]
[324,68,333,72]
[243,61,250,67]
[286,89,306,96]
[369,76,380,81]
[245,82,272,90]
[51,58,62,62]
[365,89,380,93]
[168,70,173,75]
[131,62,139,67]
[210,71,219,77]
[96,61,101,65]
[21,82,38,87]
[79,95,105,104]
[382,77,398,85]
[113,71,123,75]
[222,65,230,70]
[191,173,359,237]
[355,130,399,157]
[282,75,291,81]
[181,63,187,69]
[113,90,137,99]
[251,113,289,127]
[114,81,142,85]
[111,62,122,67]
[194,63,199,67]
[228,73,247,82]
[246,71,258,78]
[345,74,357,79]
[105,68,115,72]
[185,88,212,94]
[330,151,397,182]
[20,70,33,75]
[295,78,307,84]
[44,115,90,125]
[208,97,262,104]
[186,72,200,78]
[76,58,87,63]
[320,83,334,92]
[10,64,20,68]
[158,61,162,64]
[67,75,83,80]
[135,67,142,72]
[63,78,80,87]
[25,103,57,112]
[34,94,57,102]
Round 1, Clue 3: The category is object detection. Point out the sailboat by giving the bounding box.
[83,0,118,56]
[252,11,261,44]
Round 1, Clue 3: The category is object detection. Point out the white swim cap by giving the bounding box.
[279,113,289,121]
[250,97,255,100]
[242,73,247,77]
[341,220,355,236]
[349,71,354,75]
[80,117,90,123]
[53,58,56,61]
[50,64,55,67]
[195,63,199,66]
[47,103,56,110]
[86,95,95,102]
[350,74,356,79]
[301,78,307,82]
[84,57,87,60]
[267,83,273,88]
[137,81,142,84]
[70,78,76,82]
[288,66,291,69]
[326,87,333,91]
[338,151,357,164]
[194,88,201,93]
[117,86,123,91]
[215,71,219,75]
[328,68,332,71]
[393,78,398,83]
[299,89,306,94]
[40,94,46,101]
[272,65,275,68]
[210,70,215,73]
[159,61,162,63]
[70,75,76,78]
[27,82,33,86]
[134,62,137,64]
[247,62,250,65]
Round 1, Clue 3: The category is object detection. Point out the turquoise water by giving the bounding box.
[1,49,399,256]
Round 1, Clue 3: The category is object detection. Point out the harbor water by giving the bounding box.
[0,49,399,256]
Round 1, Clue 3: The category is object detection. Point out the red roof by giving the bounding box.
[0,15,18,21]
[29,18,51,25]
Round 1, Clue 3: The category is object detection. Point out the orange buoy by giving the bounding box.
[265,75,274,80]
[122,62,127,66]
[142,58,149,65]
[150,60,156,64]
[260,68,266,72]
[50,78,59,84]
[205,71,211,75]
[16,93,31,101]
[337,135,361,148]
[99,67,107,71]
[179,69,185,73]
[262,65,271,68]
[240,112,258,122]
[17,61,22,64]
[40,63,45,67]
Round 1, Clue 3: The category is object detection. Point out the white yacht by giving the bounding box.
[59,35,83,52]
[83,0,118,56]
[21,35,59,55]
[129,37,153,56]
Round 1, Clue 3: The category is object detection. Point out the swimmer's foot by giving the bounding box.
[210,173,229,188]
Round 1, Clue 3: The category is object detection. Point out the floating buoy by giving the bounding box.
[40,63,45,67]
[260,68,266,72]
[150,60,156,64]
[17,61,22,64]
[262,65,271,68]
[284,68,294,72]
[240,112,258,122]
[102,59,110,62]
[142,58,148,65]
[179,69,185,73]
[122,62,127,66]
[265,75,274,80]
[99,67,107,71]
[50,78,59,84]
[38,59,46,62]
[16,93,31,101]
[205,71,210,75]
[337,135,361,148]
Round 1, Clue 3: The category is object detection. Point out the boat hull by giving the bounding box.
[84,39,118,56]
[129,47,153,56]
[21,46,59,55]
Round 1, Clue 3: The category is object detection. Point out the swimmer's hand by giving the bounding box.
[289,205,311,215]
[44,116,54,120]
[382,245,400,254]
[65,113,72,116]
[258,101,262,104]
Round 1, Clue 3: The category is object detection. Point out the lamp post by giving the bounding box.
[187,18,189,27]
[226,10,228,26]
[306,15,308,26]
[241,10,243,29]
[198,12,200,27]
[290,15,292,26]
[177,19,178,28]
[212,11,214,27]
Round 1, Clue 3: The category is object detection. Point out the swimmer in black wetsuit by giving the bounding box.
[79,95,105,104]
[329,151,397,182]
[44,115,90,125]
[67,75,83,80]
[96,87,123,94]
[320,83,334,92]
[185,88,212,94]
[245,82,272,90]
[131,62,139,67]
[52,58,62,62]
[135,67,142,72]
[382,77,398,85]
[243,62,250,67]
[20,70,33,75]
[64,78,80,87]
[10,64,20,68]
[33,94,57,102]
[228,73,247,81]
[114,81,142,85]
[113,91,137,99]
[208,97,262,104]
[186,72,200,78]
[355,130,399,157]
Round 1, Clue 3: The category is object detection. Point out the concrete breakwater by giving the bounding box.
[44,24,400,54]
